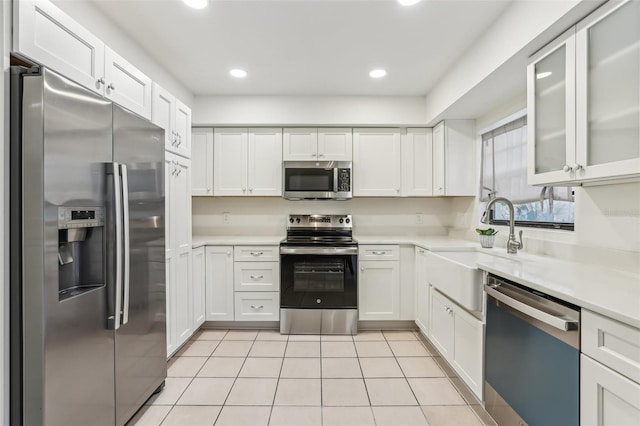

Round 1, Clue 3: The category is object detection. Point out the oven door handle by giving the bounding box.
[280,247,358,255]
[485,285,578,331]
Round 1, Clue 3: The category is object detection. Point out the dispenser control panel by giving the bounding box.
[58,207,104,229]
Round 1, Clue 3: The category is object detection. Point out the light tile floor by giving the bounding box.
[128,329,496,426]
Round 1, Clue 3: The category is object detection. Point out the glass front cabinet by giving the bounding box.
[528,0,640,186]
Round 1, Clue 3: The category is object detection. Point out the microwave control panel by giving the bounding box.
[337,168,351,192]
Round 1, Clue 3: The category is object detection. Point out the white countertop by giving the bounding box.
[192,235,283,248]
[354,235,480,250]
[474,249,640,329]
[192,234,640,328]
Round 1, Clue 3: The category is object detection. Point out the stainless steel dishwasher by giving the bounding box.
[484,273,580,426]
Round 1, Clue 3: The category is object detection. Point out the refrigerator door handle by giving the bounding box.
[108,162,123,330]
[120,164,131,326]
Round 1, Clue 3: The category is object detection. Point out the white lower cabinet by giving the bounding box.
[581,355,640,426]
[165,152,193,357]
[428,288,484,399]
[358,260,400,321]
[581,309,640,426]
[204,246,235,321]
[174,249,193,347]
[234,262,279,292]
[234,292,279,321]
[414,247,429,334]
[202,244,279,322]
[192,247,206,328]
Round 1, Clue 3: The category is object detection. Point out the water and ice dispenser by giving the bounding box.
[58,207,105,301]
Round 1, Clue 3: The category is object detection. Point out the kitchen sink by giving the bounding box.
[424,250,499,312]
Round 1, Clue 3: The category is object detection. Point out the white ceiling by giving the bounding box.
[88,0,513,96]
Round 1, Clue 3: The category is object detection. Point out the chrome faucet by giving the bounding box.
[481,197,523,254]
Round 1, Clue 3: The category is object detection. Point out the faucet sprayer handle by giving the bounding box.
[518,230,524,249]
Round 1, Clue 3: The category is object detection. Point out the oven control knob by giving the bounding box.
[289,218,294,223]
[345,218,351,224]
[316,299,321,304]
[339,218,344,224]
[296,218,301,223]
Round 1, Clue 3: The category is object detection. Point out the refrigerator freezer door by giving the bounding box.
[113,105,167,426]
[17,68,115,426]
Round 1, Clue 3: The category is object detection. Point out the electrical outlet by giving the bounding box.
[416,213,424,224]
[222,212,230,224]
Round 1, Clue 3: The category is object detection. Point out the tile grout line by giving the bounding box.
[267,333,289,426]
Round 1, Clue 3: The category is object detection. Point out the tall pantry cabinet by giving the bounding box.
[153,82,194,357]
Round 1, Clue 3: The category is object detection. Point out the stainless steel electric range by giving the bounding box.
[280,214,358,335]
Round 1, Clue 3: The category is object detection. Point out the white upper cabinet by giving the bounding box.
[432,120,476,196]
[527,28,577,186]
[191,128,214,196]
[174,99,192,158]
[284,128,352,161]
[283,128,318,160]
[402,128,433,196]
[318,128,353,161]
[15,0,154,119]
[152,83,192,158]
[214,128,282,196]
[104,47,152,119]
[353,128,402,196]
[248,128,284,196]
[15,0,105,94]
[214,128,247,196]
[529,0,640,185]
[575,0,640,182]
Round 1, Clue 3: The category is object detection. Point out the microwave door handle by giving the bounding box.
[120,164,130,326]
[333,167,339,192]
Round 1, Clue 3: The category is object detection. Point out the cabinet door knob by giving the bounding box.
[311,153,316,157]
[97,77,105,85]
[107,83,115,90]
[226,251,231,256]
[563,165,571,172]
[249,187,253,192]
[572,164,582,172]
[242,188,246,193]
[318,153,324,157]
[360,267,364,272]
[207,187,211,192]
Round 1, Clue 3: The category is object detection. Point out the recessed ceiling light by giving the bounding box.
[369,69,387,79]
[536,71,552,79]
[182,0,208,10]
[230,69,248,78]
[398,0,422,6]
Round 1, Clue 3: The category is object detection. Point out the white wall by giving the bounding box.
[52,0,194,106]
[193,197,454,237]
[193,95,427,126]
[449,101,640,272]
[424,0,601,125]
[1,1,10,423]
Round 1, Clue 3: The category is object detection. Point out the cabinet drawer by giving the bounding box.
[234,262,280,292]
[234,246,279,262]
[359,245,400,261]
[582,309,640,383]
[234,292,280,321]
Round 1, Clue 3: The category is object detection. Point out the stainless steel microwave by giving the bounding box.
[283,161,352,200]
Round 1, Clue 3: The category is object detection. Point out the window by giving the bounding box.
[480,115,575,230]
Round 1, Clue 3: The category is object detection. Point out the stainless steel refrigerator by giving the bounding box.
[10,66,166,426]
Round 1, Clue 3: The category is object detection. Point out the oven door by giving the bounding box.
[280,247,357,309]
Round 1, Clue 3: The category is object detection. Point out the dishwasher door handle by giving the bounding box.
[485,285,578,331]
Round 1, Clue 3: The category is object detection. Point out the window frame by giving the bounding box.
[479,110,575,232]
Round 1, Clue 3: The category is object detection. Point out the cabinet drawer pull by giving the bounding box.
[250,305,264,310]
[250,252,264,256]
[371,251,386,255]
[249,275,264,280]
